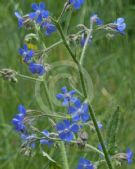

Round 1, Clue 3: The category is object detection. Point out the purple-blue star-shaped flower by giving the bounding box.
[56,119,79,142]
[126,148,133,164]
[114,18,126,34]
[68,100,90,122]
[29,62,45,76]
[41,22,56,36]
[12,105,26,132]
[40,130,53,146]
[56,86,77,106]
[29,2,49,23]
[77,157,94,169]
[69,0,85,9]
[90,14,103,26]
[19,44,34,63]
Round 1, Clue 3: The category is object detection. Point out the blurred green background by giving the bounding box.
[0,0,135,169]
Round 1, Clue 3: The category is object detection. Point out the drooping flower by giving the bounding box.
[41,22,56,36]
[21,133,36,148]
[69,0,85,9]
[114,18,126,34]
[126,148,133,164]
[68,100,90,122]
[29,2,49,23]
[12,105,26,132]
[29,62,45,76]
[77,157,94,169]
[80,33,92,47]
[40,130,53,146]
[90,14,103,25]
[19,44,34,63]
[56,119,79,142]
[56,86,77,106]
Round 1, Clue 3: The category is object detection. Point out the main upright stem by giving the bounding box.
[54,20,113,169]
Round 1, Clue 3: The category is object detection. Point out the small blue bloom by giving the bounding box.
[19,44,34,63]
[56,86,77,106]
[69,0,84,9]
[12,105,26,132]
[114,18,126,34]
[90,14,103,25]
[68,100,90,122]
[98,122,103,129]
[56,119,79,142]
[15,12,24,28]
[77,157,94,169]
[126,148,133,164]
[40,130,53,146]
[29,62,45,76]
[29,2,49,23]
[41,22,56,36]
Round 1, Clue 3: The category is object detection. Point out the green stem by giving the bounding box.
[60,142,69,169]
[79,24,93,66]
[54,20,113,169]
[17,73,43,82]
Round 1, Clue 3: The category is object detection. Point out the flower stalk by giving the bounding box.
[54,19,113,169]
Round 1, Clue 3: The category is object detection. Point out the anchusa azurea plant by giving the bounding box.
[0,1,133,169]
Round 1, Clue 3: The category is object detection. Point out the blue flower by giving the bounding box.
[40,130,53,146]
[15,12,24,28]
[69,0,84,9]
[126,148,133,164]
[19,44,34,63]
[68,100,90,122]
[56,86,77,106]
[41,22,56,36]
[90,14,103,25]
[114,18,126,34]
[77,157,94,169]
[12,105,26,132]
[29,62,45,76]
[29,2,49,23]
[56,119,79,142]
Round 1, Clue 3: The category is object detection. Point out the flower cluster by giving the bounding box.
[12,105,26,132]
[19,44,45,76]
[15,2,56,36]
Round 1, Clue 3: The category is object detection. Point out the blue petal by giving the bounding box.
[42,130,49,136]
[70,124,79,132]
[41,10,49,18]
[31,3,38,10]
[36,14,42,23]
[39,2,45,10]
[18,104,26,114]
[15,12,21,19]
[81,113,90,122]
[56,122,64,131]
[29,12,37,19]
[56,93,64,100]
[61,86,67,93]
[68,106,76,114]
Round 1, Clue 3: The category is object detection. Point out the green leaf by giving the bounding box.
[106,106,120,154]
[42,150,56,164]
